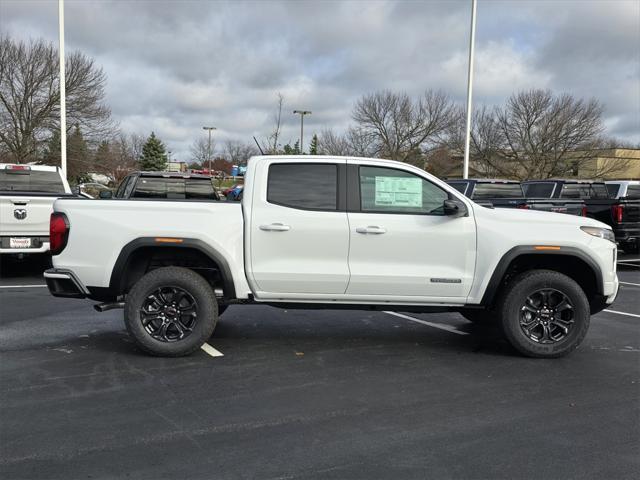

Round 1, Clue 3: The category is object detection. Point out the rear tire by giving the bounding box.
[124,267,218,357]
[498,269,590,358]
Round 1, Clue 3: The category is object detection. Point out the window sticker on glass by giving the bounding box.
[374,176,423,207]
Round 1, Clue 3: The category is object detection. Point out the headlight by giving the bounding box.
[580,226,615,243]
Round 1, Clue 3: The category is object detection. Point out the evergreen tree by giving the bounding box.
[67,125,90,183]
[41,130,61,167]
[309,134,319,155]
[140,132,168,171]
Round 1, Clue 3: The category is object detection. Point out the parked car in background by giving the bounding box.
[46,156,619,359]
[605,181,640,254]
[605,180,640,199]
[226,184,244,201]
[104,172,220,200]
[522,180,614,224]
[447,179,585,216]
[523,179,639,253]
[0,164,72,257]
[221,183,243,198]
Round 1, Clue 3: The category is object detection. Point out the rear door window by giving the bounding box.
[267,163,338,210]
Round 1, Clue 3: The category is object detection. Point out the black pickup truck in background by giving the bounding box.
[522,179,640,253]
[447,179,586,216]
[101,171,220,200]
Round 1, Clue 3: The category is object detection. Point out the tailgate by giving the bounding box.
[621,199,640,223]
[0,196,56,235]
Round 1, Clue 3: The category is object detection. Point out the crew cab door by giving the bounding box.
[345,161,476,300]
[248,159,349,295]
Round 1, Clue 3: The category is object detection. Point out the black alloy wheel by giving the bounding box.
[140,286,198,342]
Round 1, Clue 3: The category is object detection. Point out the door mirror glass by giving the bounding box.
[443,199,467,217]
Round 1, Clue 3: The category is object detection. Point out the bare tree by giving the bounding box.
[0,36,115,163]
[495,89,608,179]
[352,89,456,165]
[224,139,258,165]
[317,127,377,157]
[93,134,140,184]
[189,137,214,166]
[261,92,284,154]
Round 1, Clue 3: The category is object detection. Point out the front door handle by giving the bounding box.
[356,226,386,234]
[259,223,291,232]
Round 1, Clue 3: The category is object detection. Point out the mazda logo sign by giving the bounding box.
[14,208,27,220]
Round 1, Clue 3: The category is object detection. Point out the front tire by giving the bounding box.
[124,267,218,357]
[498,269,590,358]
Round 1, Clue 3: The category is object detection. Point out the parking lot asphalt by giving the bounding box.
[0,255,638,479]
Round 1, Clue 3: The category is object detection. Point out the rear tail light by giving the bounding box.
[50,212,69,255]
[611,204,624,224]
[581,205,588,217]
[516,203,530,209]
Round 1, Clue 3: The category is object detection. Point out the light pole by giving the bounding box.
[293,110,311,154]
[463,0,477,179]
[202,126,216,174]
[58,0,67,178]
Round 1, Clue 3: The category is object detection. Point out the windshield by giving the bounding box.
[0,170,66,193]
[605,184,621,197]
[447,182,469,196]
[472,183,523,199]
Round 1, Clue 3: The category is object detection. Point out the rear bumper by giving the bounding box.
[44,268,88,298]
[0,236,50,254]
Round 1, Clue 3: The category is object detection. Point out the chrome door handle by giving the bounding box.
[356,226,386,234]
[259,223,291,232]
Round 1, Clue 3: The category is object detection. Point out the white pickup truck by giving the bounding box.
[45,156,619,358]
[0,164,72,256]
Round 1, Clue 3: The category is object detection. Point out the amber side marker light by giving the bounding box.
[155,237,184,244]
[534,246,561,251]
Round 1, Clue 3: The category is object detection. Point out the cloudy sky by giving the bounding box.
[1,0,639,160]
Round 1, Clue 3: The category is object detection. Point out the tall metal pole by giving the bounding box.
[293,110,311,153]
[463,0,477,179]
[58,0,67,177]
[202,126,216,174]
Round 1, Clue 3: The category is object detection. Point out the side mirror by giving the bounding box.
[443,199,468,217]
[99,190,113,199]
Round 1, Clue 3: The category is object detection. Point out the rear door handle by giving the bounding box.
[356,226,386,234]
[259,223,291,232]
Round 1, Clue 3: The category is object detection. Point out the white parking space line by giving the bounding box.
[384,311,469,336]
[620,281,640,287]
[0,284,47,289]
[603,309,640,319]
[201,343,224,357]
[618,258,640,262]
[617,262,640,268]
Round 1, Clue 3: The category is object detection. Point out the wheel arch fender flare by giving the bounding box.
[109,237,236,299]
[480,245,604,306]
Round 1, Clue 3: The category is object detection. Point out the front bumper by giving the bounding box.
[44,268,88,298]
